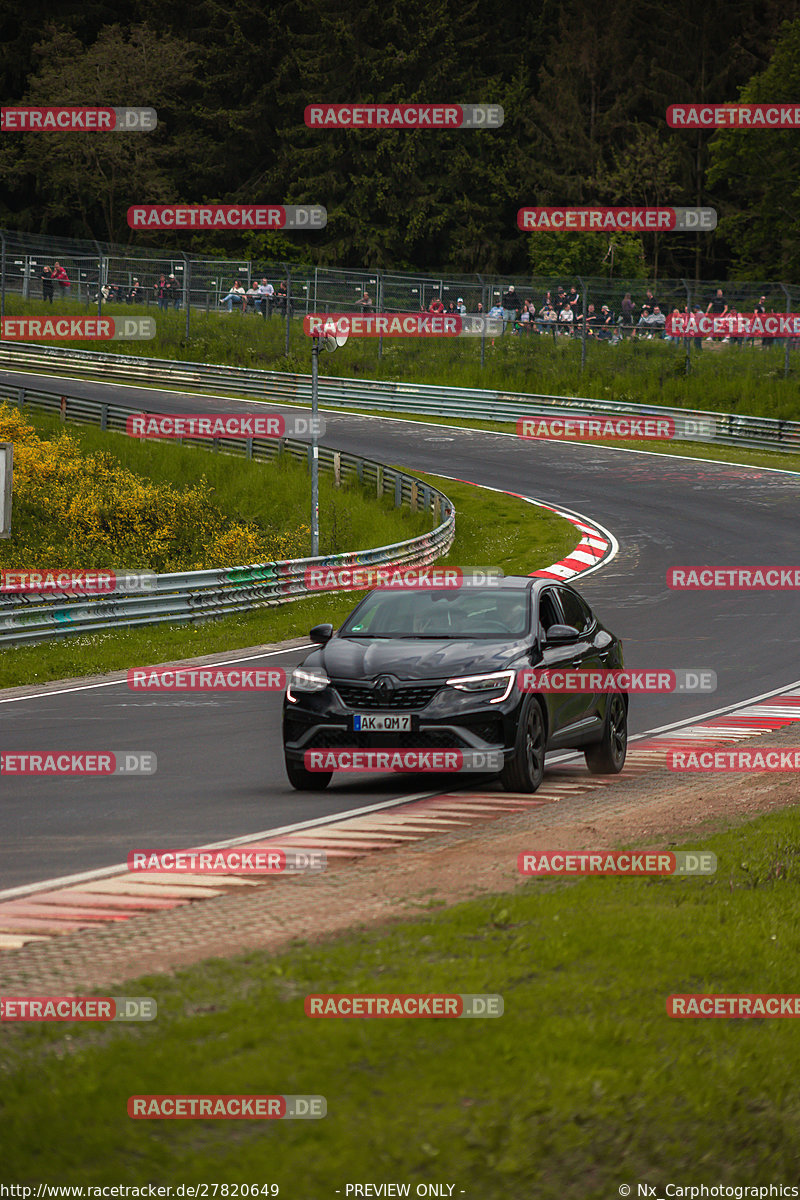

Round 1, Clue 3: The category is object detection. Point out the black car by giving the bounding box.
[282,576,627,792]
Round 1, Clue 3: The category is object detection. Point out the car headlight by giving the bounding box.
[287,666,331,699]
[445,670,515,704]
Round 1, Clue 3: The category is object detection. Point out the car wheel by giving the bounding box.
[284,756,332,791]
[584,693,627,774]
[500,696,546,793]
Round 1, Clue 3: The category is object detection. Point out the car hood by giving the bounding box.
[315,636,527,681]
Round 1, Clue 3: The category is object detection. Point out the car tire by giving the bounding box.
[500,696,546,793]
[284,756,332,791]
[584,693,627,774]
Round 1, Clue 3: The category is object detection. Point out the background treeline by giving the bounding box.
[2,0,800,281]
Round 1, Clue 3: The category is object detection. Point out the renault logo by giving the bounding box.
[373,676,395,702]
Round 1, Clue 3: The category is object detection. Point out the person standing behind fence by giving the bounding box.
[52,262,70,299]
[620,292,635,336]
[258,279,274,319]
[155,275,169,311]
[168,274,181,310]
[501,284,520,333]
[41,265,54,303]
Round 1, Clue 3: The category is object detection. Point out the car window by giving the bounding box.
[340,588,530,638]
[555,587,595,635]
[537,589,560,636]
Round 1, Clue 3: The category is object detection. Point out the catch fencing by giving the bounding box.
[2,226,798,374]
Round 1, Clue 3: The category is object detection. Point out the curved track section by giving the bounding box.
[2,368,799,890]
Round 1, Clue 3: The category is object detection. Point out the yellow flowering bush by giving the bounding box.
[0,405,309,573]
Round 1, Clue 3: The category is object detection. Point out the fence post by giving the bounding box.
[780,283,791,378]
[93,243,104,317]
[0,231,5,320]
[283,263,292,356]
[376,269,383,362]
[579,276,587,371]
[477,275,486,368]
[681,279,692,375]
[182,253,191,339]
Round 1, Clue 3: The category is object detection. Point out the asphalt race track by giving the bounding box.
[2,368,799,889]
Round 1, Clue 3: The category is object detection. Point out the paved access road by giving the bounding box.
[2,369,798,888]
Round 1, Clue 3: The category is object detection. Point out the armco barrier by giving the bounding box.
[0,383,454,646]
[0,341,798,454]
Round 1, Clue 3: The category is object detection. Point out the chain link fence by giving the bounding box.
[2,226,799,374]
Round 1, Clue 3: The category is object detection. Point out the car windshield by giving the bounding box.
[340,588,530,639]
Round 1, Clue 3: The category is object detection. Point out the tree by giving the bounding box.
[708,17,800,279]
[0,23,202,242]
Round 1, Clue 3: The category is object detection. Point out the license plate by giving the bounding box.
[353,713,412,732]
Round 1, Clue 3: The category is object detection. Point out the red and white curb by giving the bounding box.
[1,685,799,952]
[441,475,618,582]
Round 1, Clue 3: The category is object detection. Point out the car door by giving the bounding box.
[552,586,610,727]
[531,586,580,737]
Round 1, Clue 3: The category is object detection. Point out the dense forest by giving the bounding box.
[2,0,800,281]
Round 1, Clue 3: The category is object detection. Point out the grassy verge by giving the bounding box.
[3,806,800,1191]
[6,409,430,563]
[5,295,800,421]
[0,475,576,690]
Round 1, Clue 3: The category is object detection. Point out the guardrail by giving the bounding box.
[0,341,798,454]
[0,382,455,646]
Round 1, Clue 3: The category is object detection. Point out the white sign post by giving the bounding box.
[0,443,12,538]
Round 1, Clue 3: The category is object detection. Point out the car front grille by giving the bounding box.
[334,683,440,710]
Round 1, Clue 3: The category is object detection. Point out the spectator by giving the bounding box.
[128,278,143,304]
[539,303,558,337]
[258,278,274,319]
[221,280,246,312]
[516,300,534,333]
[168,274,181,310]
[567,285,580,315]
[752,295,767,347]
[501,284,521,332]
[275,280,291,316]
[475,301,484,316]
[649,305,666,336]
[558,301,574,335]
[664,307,683,344]
[541,290,554,314]
[447,300,458,317]
[577,302,597,337]
[727,306,745,346]
[427,295,445,314]
[155,275,170,311]
[597,305,614,340]
[41,265,54,303]
[643,288,657,311]
[245,281,261,314]
[706,287,728,318]
[52,261,70,299]
[706,288,728,342]
[358,291,374,315]
[488,300,504,319]
[636,305,652,337]
[620,292,635,336]
[556,286,567,309]
[456,297,467,316]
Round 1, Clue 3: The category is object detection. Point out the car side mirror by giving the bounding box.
[309,623,333,645]
[544,623,580,645]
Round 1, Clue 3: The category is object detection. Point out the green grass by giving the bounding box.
[0,470,576,690]
[4,806,800,1191]
[5,294,800,422]
[8,409,430,561]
